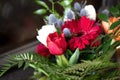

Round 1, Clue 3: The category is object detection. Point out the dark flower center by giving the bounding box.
[74,31,85,37]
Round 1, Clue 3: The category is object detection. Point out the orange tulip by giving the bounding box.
[102,17,120,41]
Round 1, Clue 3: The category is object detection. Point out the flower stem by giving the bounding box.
[29,63,49,77]
[51,0,55,14]
[56,54,68,67]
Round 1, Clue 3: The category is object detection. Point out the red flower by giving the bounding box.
[47,32,67,55]
[36,44,51,57]
[62,19,78,33]
[62,16,101,51]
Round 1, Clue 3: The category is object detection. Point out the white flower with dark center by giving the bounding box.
[37,25,57,46]
[80,5,96,20]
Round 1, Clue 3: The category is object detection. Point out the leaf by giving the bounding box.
[23,62,29,70]
[86,54,96,60]
[35,0,49,9]
[39,76,48,80]
[116,3,120,10]
[66,49,73,55]
[58,0,73,9]
[102,39,112,53]
[68,48,80,66]
[0,53,52,77]
[18,61,24,68]
[110,20,120,29]
[109,7,120,17]
[98,13,108,22]
[29,63,49,77]
[34,9,47,15]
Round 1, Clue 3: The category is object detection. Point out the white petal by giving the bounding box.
[37,25,57,46]
[37,35,47,46]
[80,5,96,20]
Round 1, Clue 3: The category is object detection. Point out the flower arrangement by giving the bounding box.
[0,0,120,80]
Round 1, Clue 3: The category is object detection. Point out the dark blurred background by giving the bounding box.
[0,0,119,54]
[0,0,42,53]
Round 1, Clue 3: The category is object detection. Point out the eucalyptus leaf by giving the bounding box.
[34,9,47,15]
[68,48,80,66]
[110,20,120,29]
[98,13,108,22]
[35,0,49,9]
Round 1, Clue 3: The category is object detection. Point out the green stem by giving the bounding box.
[52,0,55,14]
[56,54,68,67]
[29,63,49,77]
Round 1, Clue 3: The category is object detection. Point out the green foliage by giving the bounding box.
[58,0,73,10]
[110,20,120,29]
[68,48,80,66]
[0,53,51,77]
[35,0,49,10]
[108,3,120,17]
[34,9,47,15]
[101,38,112,53]
[0,41,120,80]
[56,55,68,67]
[94,34,113,55]
[109,7,120,17]
[62,41,120,80]
[34,0,73,18]
[98,13,108,22]
[64,60,119,80]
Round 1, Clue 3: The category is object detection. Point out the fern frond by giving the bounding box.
[0,58,18,77]
[63,59,119,80]
[0,52,50,77]
[101,70,120,80]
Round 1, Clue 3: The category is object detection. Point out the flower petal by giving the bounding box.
[37,25,57,46]
[80,5,96,20]
[78,16,95,32]
[36,44,51,57]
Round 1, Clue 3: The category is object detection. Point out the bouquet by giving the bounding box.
[0,0,120,80]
